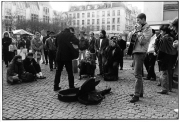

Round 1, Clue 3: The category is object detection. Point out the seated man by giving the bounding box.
[7,55,25,84]
[23,53,46,79]
[103,37,122,81]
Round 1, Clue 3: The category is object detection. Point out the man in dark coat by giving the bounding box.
[117,35,127,70]
[54,27,79,91]
[42,31,50,65]
[96,30,109,76]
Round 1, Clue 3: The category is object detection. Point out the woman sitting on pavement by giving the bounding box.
[103,36,122,81]
[6,55,26,84]
[23,52,46,79]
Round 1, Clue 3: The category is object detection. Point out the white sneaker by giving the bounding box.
[174,109,178,113]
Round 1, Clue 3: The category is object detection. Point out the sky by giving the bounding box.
[50,2,144,12]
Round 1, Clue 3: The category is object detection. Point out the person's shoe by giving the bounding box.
[130,96,139,103]
[50,69,53,71]
[143,77,150,80]
[70,86,75,89]
[54,87,61,91]
[120,68,123,70]
[157,83,161,86]
[130,93,143,97]
[157,90,168,95]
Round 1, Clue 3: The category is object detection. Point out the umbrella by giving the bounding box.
[13,29,34,36]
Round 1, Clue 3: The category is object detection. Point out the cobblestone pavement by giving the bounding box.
[2,59,179,120]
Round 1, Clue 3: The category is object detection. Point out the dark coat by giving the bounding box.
[25,39,31,49]
[43,35,49,50]
[56,31,79,61]
[46,37,56,51]
[96,37,109,55]
[23,57,38,71]
[7,55,25,82]
[79,37,89,51]
[88,37,97,53]
[2,37,12,54]
[117,39,126,51]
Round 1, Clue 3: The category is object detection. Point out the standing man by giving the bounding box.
[117,35,127,70]
[54,27,79,91]
[96,30,109,76]
[46,32,57,71]
[42,31,50,65]
[130,13,152,103]
[88,31,97,60]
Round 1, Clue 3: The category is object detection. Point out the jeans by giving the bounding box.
[54,61,74,88]
[98,53,104,75]
[133,53,146,97]
[160,70,169,92]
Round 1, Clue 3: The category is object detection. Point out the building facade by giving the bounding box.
[67,2,140,34]
[2,1,60,32]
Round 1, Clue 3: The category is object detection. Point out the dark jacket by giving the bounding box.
[25,39,31,49]
[43,36,49,50]
[2,37,12,53]
[56,31,79,61]
[96,37,109,55]
[79,37,89,51]
[104,45,122,66]
[23,57,38,72]
[46,37,56,51]
[7,55,25,82]
[117,39,126,51]
[88,37,97,53]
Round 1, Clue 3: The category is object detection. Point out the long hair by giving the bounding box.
[10,55,22,65]
[3,31,10,38]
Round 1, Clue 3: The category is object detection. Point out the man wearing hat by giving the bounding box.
[79,30,89,60]
[46,31,57,71]
[96,30,109,76]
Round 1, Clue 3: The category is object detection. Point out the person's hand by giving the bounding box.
[173,40,178,48]
[72,44,78,49]
[153,52,157,56]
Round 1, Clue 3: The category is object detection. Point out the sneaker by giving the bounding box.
[54,87,61,91]
[130,96,139,103]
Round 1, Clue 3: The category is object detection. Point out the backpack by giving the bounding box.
[21,72,35,82]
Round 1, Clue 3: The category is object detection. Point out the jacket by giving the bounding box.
[31,38,43,53]
[88,37,97,53]
[46,37,56,51]
[133,23,152,54]
[23,57,38,72]
[147,34,157,53]
[56,31,79,61]
[117,39,126,51]
[43,35,49,50]
[79,37,89,51]
[96,37,109,55]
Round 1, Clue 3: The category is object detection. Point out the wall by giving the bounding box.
[163,10,178,20]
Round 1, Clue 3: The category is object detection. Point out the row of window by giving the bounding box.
[70,18,121,25]
[74,25,121,31]
[31,14,39,21]
[43,7,49,15]
[69,10,120,19]
[43,15,49,23]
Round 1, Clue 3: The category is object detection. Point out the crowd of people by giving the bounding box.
[2,13,178,105]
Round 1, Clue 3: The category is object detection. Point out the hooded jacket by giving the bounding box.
[2,31,12,53]
[133,23,152,54]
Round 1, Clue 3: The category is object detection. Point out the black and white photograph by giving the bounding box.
[1,0,179,120]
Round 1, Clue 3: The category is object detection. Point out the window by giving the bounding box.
[112,25,115,30]
[107,11,110,16]
[107,25,110,30]
[69,14,72,18]
[117,18,120,23]
[112,18,115,24]
[77,20,79,25]
[117,25,120,31]
[31,14,39,21]
[102,18,105,24]
[82,20,84,25]
[92,26,94,31]
[73,13,76,18]
[102,11,105,17]
[77,13,80,18]
[97,26,100,31]
[73,20,76,25]
[97,19,99,24]
[97,11,99,17]
[87,12,90,17]
[43,7,49,15]
[82,13,85,18]
[107,18,110,24]
[92,19,95,24]
[92,12,95,17]
[87,19,90,25]
[112,10,115,16]
[102,25,105,30]
[117,10,120,16]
